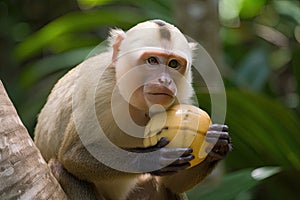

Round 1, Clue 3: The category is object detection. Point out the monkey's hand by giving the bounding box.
[205,124,232,163]
[148,137,194,176]
[151,124,232,175]
[155,124,232,194]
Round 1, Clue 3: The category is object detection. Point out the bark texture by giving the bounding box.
[175,0,223,70]
[0,80,67,200]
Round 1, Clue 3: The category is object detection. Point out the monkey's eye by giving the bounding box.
[168,59,181,69]
[147,57,159,65]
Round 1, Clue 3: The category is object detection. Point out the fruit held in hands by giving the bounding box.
[144,104,212,168]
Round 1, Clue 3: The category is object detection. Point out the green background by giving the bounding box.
[1,0,300,199]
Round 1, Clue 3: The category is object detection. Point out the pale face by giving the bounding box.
[116,50,190,112]
[114,20,194,113]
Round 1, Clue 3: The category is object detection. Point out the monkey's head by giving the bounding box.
[110,20,195,113]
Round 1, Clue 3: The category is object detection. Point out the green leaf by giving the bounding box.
[187,167,281,200]
[274,0,300,24]
[19,47,93,87]
[77,0,172,18]
[77,0,115,9]
[292,48,300,111]
[234,47,270,91]
[46,33,101,53]
[197,89,300,169]
[240,0,266,19]
[124,0,172,20]
[226,90,300,169]
[13,8,148,61]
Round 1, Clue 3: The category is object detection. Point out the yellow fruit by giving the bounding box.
[144,104,212,168]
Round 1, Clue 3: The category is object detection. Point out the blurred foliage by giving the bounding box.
[1,0,300,199]
[188,166,282,200]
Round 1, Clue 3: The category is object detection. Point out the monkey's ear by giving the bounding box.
[189,42,197,51]
[109,28,126,62]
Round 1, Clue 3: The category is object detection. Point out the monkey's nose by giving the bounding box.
[158,77,172,85]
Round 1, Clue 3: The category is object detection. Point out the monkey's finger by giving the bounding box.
[206,131,230,140]
[206,132,232,148]
[205,136,219,144]
[179,147,193,156]
[139,137,170,152]
[206,136,230,146]
[208,124,229,132]
[160,154,194,166]
[156,137,170,148]
[160,147,193,158]
[173,154,195,165]
[205,138,233,160]
[206,135,231,145]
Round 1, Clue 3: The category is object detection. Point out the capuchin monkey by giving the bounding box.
[34,19,232,200]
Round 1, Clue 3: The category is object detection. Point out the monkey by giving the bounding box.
[34,19,232,200]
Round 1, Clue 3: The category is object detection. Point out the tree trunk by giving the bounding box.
[0,80,67,200]
[175,0,223,70]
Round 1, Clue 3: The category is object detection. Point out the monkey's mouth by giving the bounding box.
[144,85,175,98]
[143,84,176,107]
[146,86,175,99]
[147,92,174,98]
[144,89,175,107]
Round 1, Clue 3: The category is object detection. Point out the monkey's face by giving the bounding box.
[113,20,194,113]
[116,49,190,112]
[141,51,187,108]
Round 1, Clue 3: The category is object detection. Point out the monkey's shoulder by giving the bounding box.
[48,51,113,100]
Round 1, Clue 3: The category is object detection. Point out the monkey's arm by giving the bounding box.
[58,120,141,182]
[158,124,232,193]
[58,120,194,199]
[57,120,147,199]
[49,158,101,200]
